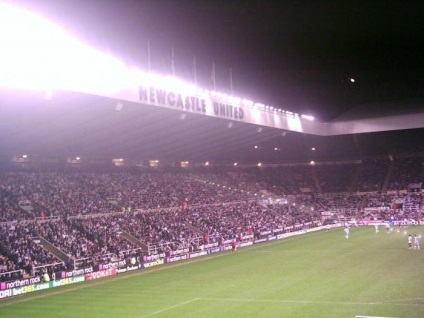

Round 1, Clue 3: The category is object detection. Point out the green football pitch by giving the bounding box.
[1,226,424,318]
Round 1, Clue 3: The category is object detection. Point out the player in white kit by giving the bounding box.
[414,235,420,250]
[344,227,349,239]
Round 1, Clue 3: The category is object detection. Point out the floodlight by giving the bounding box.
[301,114,315,121]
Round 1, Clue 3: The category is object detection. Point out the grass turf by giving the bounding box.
[1,225,424,318]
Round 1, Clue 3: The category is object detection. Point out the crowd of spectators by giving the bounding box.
[0,222,62,281]
[388,157,423,191]
[0,189,34,222]
[354,159,390,192]
[0,155,422,281]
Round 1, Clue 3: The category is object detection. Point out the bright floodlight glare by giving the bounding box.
[301,114,315,121]
[287,112,302,132]
[43,90,53,100]
[0,4,304,119]
[349,78,355,83]
[0,3,128,92]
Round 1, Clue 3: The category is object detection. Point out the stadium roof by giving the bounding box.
[1,88,423,164]
[1,1,423,164]
[11,0,424,120]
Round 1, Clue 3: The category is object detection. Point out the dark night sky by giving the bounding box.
[13,0,424,121]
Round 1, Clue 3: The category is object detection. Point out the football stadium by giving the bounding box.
[1,2,424,318]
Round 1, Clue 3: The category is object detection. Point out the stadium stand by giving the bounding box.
[0,154,423,282]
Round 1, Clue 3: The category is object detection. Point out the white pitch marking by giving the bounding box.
[196,297,424,307]
[139,298,200,318]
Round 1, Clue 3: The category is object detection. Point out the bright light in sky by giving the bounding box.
[0,3,305,133]
[301,114,315,121]
[287,113,302,132]
[0,3,128,92]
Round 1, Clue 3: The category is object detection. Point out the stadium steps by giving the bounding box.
[31,202,53,219]
[120,231,148,251]
[381,160,395,192]
[185,223,203,235]
[1,189,35,219]
[358,195,368,212]
[349,166,361,193]
[35,236,70,263]
[311,169,322,194]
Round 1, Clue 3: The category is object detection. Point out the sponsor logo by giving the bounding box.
[35,282,51,291]
[143,253,165,261]
[53,276,85,287]
[2,276,42,290]
[142,258,164,268]
[204,243,218,249]
[85,268,117,281]
[0,289,12,299]
[169,248,189,256]
[116,265,139,274]
[100,260,126,270]
[190,251,207,259]
[61,267,93,278]
[166,254,189,263]
[208,247,221,254]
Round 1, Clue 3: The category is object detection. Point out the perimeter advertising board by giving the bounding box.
[0,275,85,299]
